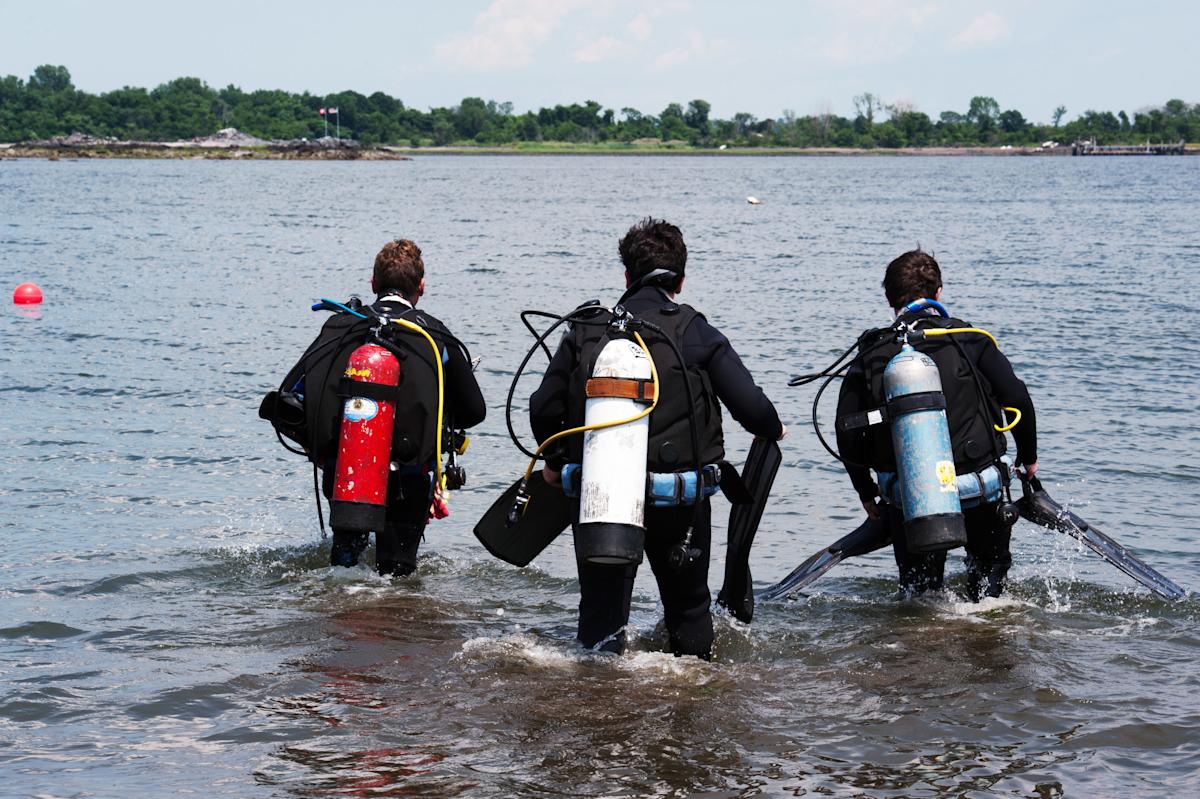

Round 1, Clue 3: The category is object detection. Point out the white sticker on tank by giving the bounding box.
[343,397,379,422]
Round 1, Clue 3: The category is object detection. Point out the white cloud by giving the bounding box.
[951,11,1010,49]
[627,12,652,41]
[654,29,724,69]
[575,35,629,63]
[433,0,586,71]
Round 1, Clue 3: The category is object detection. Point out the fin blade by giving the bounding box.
[474,473,572,567]
[716,439,783,622]
[1018,480,1186,600]
[757,516,890,601]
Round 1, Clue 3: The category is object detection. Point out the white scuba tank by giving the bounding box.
[576,337,653,565]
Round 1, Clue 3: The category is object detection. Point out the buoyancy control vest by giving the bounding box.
[563,302,724,470]
[855,315,1006,474]
[271,307,451,467]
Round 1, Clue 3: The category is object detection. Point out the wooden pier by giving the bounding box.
[1072,139,1187,156]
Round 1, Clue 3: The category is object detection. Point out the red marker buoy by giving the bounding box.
[13,282,43,304]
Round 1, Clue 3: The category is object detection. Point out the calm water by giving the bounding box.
[1,155,1198,798]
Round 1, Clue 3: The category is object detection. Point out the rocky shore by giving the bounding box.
[0,128,411,160]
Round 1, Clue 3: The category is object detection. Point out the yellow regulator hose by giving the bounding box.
[390,318,446,491]
[920,326,1022,433]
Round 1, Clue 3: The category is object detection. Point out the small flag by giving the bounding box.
[328,107,339,114]
[318,107,326,116]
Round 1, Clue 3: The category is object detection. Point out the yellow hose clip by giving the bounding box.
[995,406,1021,433]
[522,331,659,482]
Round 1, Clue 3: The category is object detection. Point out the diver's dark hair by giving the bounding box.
[374,239,425,298]
[883,249,942,309]
[619,217,687,290]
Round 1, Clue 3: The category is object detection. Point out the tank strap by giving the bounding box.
[585,376,657,404]
[836,392,946,433]
[887,391,946,416]
[337,378,402,403]
[837,407,888,432]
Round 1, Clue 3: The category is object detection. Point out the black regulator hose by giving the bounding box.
[795,328,905,470]
[505,306,617,459]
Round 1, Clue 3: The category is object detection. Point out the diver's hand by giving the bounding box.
[542,465,562,487]
[862,499,881,520]
[1019,461,1038,480]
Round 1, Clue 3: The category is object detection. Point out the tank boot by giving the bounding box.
[330,531,369,567]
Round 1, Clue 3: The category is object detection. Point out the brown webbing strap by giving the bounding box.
[585,377,656,404]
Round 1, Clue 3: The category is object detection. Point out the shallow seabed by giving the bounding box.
[1,156,1198,797]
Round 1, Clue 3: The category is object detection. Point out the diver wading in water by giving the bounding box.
[760,252,1186,603]
[835,250,1036,598]
[260,240,485,575]
[505,218,785,659]
[828,250,1037,599]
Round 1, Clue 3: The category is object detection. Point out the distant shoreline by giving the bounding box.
[0,142,413,161]
[2,141,1197,160]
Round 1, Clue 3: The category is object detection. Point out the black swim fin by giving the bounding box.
[474,472,574,567]
[1018,475,1186,600]
[716,438,783,623]
[756,516,891,602]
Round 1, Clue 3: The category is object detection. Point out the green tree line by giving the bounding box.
[2,65,1198,148]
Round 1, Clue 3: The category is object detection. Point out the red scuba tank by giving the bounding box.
[329,344,401,533]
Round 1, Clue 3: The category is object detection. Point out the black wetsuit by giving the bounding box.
[836,308,1037,597]
[529,286,781,657]
[315,296,485,575]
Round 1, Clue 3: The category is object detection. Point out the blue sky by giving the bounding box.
[1,0,1195,124]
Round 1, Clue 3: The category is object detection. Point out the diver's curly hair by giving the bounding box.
[883,249,942,309]
[373,239,425,298]
[618,217,687,289]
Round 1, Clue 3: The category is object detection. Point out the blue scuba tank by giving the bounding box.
[883,342,968,552]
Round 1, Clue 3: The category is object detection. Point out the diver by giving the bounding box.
[528,218,785,659]
[271,239,485,576]
[835,249,1037,600]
